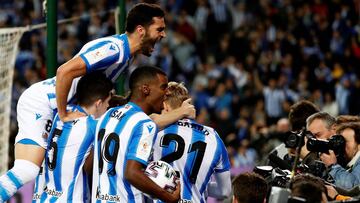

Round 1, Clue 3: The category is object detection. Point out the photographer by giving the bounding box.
[306,112,336,140]
[268,100,319,168]
[320,122,360,189]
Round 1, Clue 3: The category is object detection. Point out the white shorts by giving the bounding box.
[15,83,54,149]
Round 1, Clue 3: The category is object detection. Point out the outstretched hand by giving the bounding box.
[180,98,196,119]
[60,111,87,122]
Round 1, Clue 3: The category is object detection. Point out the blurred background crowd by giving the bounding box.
[2,0,360,176]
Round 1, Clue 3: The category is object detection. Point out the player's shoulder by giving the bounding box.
[91,34,125,45]
[176,118,218,137]
[110,103,152,124]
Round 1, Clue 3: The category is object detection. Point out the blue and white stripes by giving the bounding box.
[92,102,157,203]
[152,118,230,203]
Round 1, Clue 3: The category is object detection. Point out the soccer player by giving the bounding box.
[55,2,167,122]
[32,72,114,202]
[0,3,194,201]
[151,82,231,203]
[92,65,180,203]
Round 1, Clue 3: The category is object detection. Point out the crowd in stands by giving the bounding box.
[3,0,360,175]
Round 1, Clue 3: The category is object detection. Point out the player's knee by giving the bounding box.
[11,159,40,184]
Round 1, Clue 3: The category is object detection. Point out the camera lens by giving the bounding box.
[285,133,299,148]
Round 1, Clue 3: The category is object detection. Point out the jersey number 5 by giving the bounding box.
[47,128,62,170]
[160,134,207,184]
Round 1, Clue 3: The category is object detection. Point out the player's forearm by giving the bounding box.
[56,69,72,120]
[125,161,178,203]
[153,108,187,130]
[207,171,231,199]
[56,57,86,120]
[126,170,174,202]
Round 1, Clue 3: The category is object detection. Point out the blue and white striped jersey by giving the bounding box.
[33,105,97,202]
[77,34,131,83]
[92,102,157,203]
[152,118,230,203]
[36,34,131,110]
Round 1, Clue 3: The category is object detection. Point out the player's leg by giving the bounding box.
[0,88,52,202]
[0,144,44,202]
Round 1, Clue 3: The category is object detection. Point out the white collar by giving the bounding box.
[347,150,360,168]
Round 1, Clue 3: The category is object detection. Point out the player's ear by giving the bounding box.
[136,25,145,37]
[163,101,170,112]
[141,84,150,95]
[94,99,102,109]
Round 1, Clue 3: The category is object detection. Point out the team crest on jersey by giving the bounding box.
[142,142,149,150]
[138,136,152,157]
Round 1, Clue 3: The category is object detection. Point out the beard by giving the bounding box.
[140,33,157,56]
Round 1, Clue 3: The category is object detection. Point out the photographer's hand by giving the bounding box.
[320,150,337,167]
[325,185,338,200]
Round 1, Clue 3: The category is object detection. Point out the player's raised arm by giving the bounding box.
[56,56,87,122]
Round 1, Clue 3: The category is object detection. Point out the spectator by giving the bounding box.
[322,92,339,117]
[289,173,327,203]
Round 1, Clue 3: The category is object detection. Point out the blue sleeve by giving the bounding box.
[78,40,121,72]
[126,120,157,166]
[330,160,360,190]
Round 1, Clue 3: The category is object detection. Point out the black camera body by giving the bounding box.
[284,130,313,149]
[306,134,347,167]
[254,166,291,188]
[306,134,345,154]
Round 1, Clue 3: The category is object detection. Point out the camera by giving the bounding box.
[306,134,345,154]
[306,134,347,167]
[254,166,291,188]
[284,130,313,149]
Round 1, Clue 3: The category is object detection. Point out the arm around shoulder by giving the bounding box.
[151,98,195,130]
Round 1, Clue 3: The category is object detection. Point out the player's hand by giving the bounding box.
[168,181,181,203]
[60,111,86,122]
[320,150,337,167]
[180,98,196,119]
